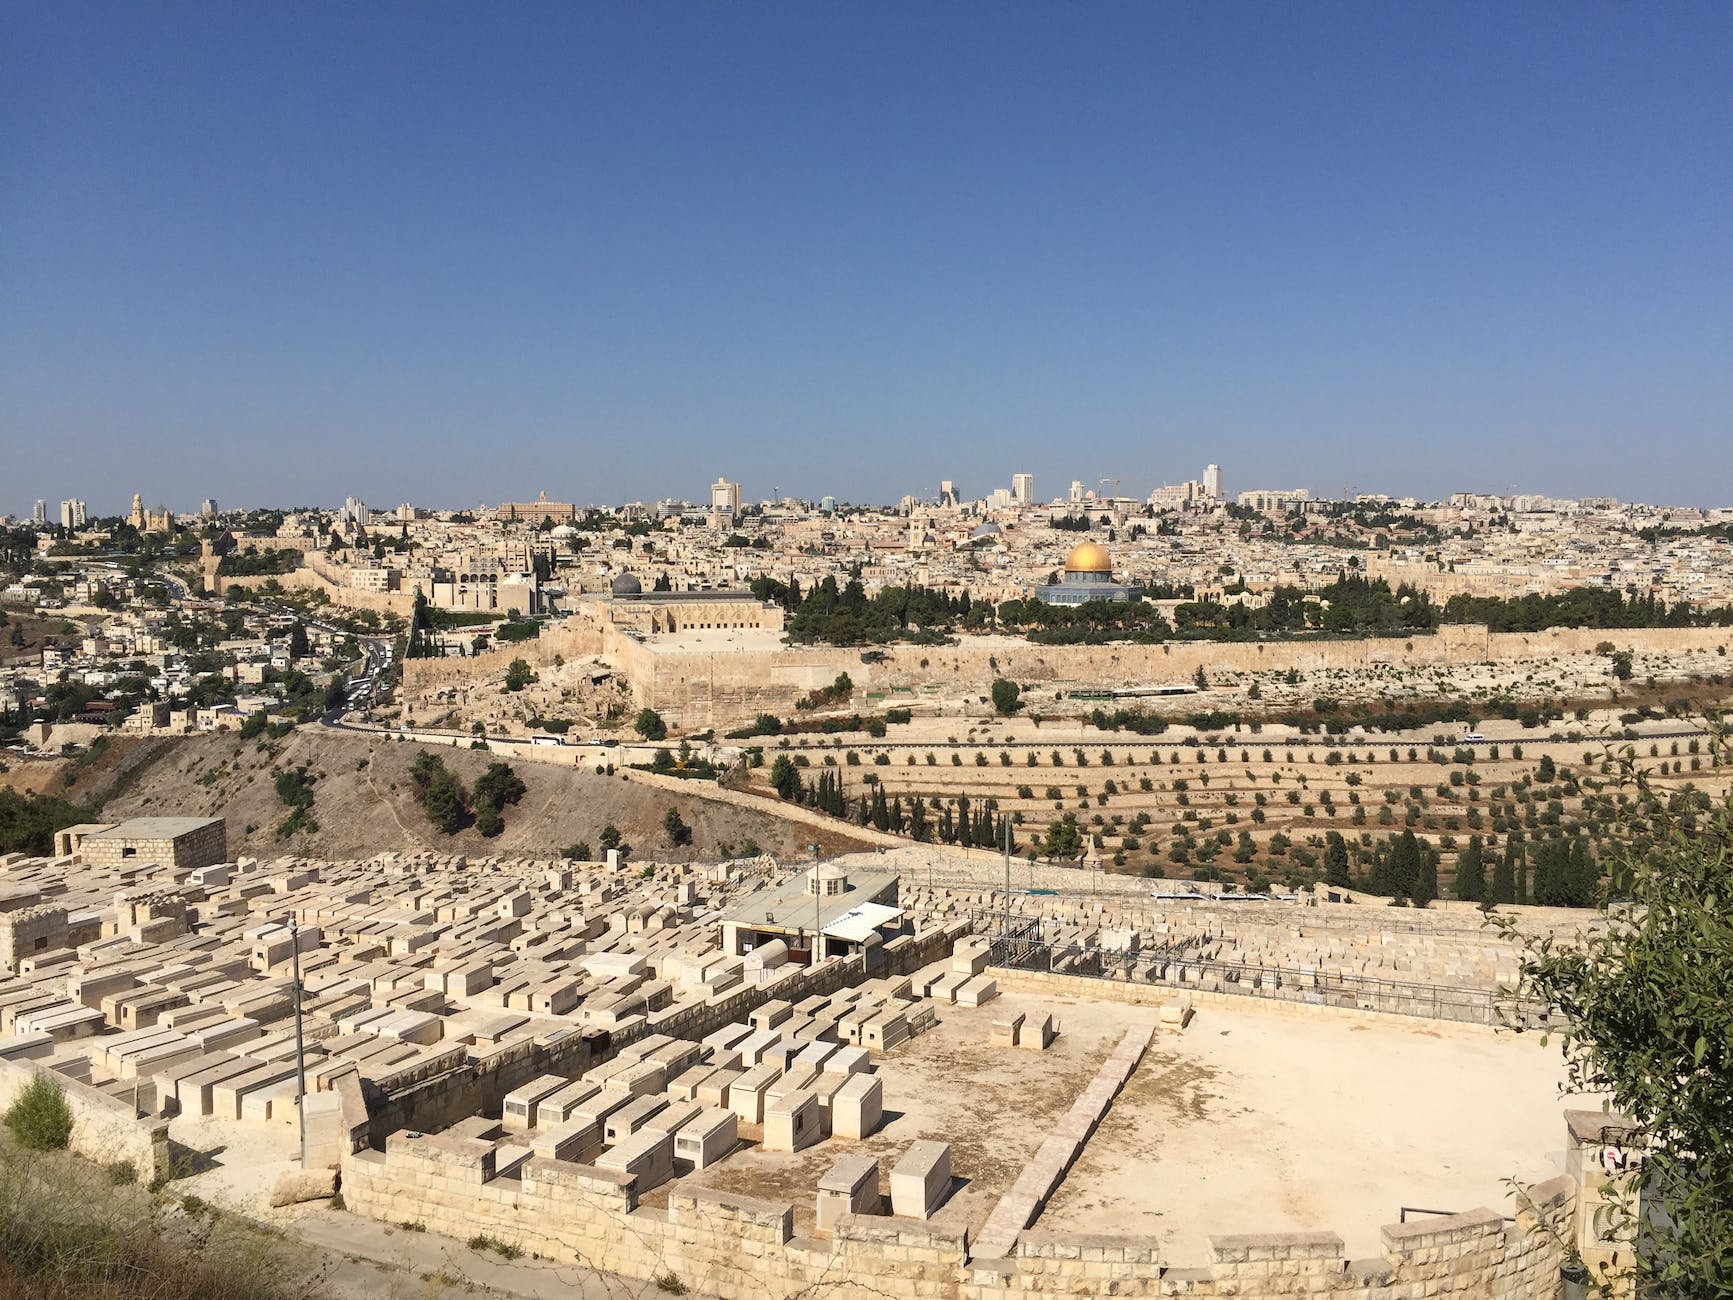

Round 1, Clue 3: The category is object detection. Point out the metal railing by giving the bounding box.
[971,911,1544,1028]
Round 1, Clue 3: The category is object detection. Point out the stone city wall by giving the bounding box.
[607,623,1733,729]
[0,1057,170,1181]
[400,618,606,694]
[402,609,1733,729]
[339,1129,1580,1300]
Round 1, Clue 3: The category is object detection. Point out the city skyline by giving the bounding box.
[5,4,1731,509]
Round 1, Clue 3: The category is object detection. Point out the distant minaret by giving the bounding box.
[130,493,145,529]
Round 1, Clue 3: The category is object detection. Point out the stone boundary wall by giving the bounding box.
[401,618,606,693]
[0,1057,170,1180]
[613,622,1732,728]
[339,1133,1580,1300]
[403,612,1733,730]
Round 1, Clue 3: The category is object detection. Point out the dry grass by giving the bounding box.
[0,1139,330,1300]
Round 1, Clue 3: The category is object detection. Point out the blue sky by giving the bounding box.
[4,2,1730,515]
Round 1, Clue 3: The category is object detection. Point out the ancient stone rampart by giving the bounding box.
[606,622,1733,728]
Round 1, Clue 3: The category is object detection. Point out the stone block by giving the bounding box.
[817,1153,880,1233]
[672,1107,737,1172]
[832,1071,883,1141]
[890,1140,951,1219]
[1018,1012,1058,1050]
[763,1088,821,1153]
[956,975,998,1008]
[595,1125,674,1193]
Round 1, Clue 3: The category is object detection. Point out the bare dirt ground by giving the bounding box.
[1038,1000,1585,1260]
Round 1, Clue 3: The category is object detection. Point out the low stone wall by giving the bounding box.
[0,1056,170,1181]
[339,1131,1580,1299]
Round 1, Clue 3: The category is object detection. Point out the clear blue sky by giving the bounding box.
[4,2,1730,515]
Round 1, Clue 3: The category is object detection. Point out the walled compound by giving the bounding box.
[0,815,1629,1298]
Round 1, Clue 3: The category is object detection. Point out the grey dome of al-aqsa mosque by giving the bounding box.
[610,572,643,597]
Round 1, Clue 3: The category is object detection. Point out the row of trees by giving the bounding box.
[766,755,1015,847]
[746,566,1733,648]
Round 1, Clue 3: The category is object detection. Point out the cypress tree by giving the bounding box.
[1390,830,1422,901]
[1324,832,1352,888]
[1412,844,1438,908]
[1454,835,1486,902]
[1490,845,1515,904]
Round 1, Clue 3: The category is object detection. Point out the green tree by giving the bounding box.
[1610,649,1633,681]
[1323,831,1352,888]
[990,678,1021,715]
[1504,734,1733,1293]
[289,621,310,659]
[662,807,692,847]
[504,658,534,692]
[474,801,503,837]
[769,755,801,801]
[1042,813,1083,861]
[1387,830,1422,901]
[635,708,667,741]
[424,769,468,834]
[1412,844,1438,908]
[473,762,526,813]
[598,824,622,852]
[1454,835,1486,902]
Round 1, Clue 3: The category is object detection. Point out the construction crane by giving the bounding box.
[1098,476,1120,501]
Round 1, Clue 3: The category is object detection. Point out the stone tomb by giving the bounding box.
[817,1153,881,1232]
[889,1140,951,1220]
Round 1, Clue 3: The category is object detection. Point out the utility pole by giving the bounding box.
[289,914,308,1170]
[809,842,821,964]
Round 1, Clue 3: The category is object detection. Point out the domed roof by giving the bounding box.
[1064,541,1112,574]
[610,571,642,596]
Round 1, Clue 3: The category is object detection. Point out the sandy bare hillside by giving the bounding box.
[80,730,874,863]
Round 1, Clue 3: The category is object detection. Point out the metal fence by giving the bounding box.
[975,912,1543,1029]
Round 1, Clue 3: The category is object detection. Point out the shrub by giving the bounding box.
[4,1073,73,1150]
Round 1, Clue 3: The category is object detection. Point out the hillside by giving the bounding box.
[23,729,872,863]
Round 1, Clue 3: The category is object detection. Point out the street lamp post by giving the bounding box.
[288,915,308,1170]
[808,842,821,964]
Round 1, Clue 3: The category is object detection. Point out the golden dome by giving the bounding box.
[1064,540,1113,574]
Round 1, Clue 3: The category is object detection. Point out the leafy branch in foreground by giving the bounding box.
[1497,713,1733,1296]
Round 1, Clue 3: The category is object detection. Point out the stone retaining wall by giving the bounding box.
[339,1133,1580,1299]
[0,1056,170,1181]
